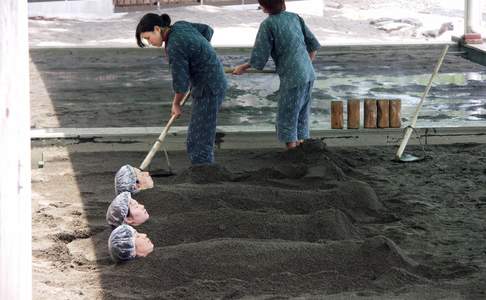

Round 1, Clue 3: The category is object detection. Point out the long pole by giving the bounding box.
[395,45,449,160]
[224,67,275,74]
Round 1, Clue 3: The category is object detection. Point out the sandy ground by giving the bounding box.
[31,140,486,299]
[28,46,486,129]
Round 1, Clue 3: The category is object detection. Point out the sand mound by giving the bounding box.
[371,267,430,290]
[104,237,424,298]
[32,144,486,298]
[171,164,234,184]
[165,140,352,189]
[279,139,328,162]
[236,163,309,181]
[138,207,359,246]
[359,236,419,274]
[140,181,384,222]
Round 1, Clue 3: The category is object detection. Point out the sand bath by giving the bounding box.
[31,140,486,299]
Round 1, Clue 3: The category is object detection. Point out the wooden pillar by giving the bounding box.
[377,100,390,128]
[0,0,32,299]
[364,99,377,128]
[389,99,402,128]
[347,99,360,129]
[331,101,344,129]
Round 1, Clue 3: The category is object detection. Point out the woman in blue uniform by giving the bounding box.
[136,13,227,165]
[233,0,320,149]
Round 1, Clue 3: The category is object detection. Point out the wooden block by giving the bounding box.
[347,99,360,129]
[389,99,401,128]
[377,100,390,128]
[364,99,377,128]
[331,101,344,129]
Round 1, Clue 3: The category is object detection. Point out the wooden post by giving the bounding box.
[389,99,402,128]
[347,99,360,129]
[331,101,344,129]
[364,99,377,128]
[1,0,32,299]
[377,100,390,128]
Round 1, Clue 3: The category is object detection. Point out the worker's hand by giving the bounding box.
[232,64,248,75]
[171,102,182,118]
[309,51,317,61]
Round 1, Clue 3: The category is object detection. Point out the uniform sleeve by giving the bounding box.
[191,23,214,42]
[299,16,321,53]
[249,22,273,70]
[167,41,190,94]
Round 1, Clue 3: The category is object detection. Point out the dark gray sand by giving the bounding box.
[29,46,486,129]
[32,141,486,299]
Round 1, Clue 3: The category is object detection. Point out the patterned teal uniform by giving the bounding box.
[166,21,227,164]
[250,11,321,143]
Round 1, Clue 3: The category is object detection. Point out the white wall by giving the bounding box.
[28,0,114,19]
[0,0,32,299]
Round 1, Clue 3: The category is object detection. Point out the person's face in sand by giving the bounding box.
[141,26,164,47]
[125,199,149,226]
[134,168,154,191]
[135,232,154,257]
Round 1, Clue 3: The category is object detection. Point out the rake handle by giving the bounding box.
[395,45,449,160]
[224,67,276,74]
[139,89,191,170]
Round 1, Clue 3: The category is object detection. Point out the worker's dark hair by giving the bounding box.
[258,0,286,15]
[136,13,171,48]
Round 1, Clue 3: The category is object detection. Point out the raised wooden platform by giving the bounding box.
[31,126,486,152]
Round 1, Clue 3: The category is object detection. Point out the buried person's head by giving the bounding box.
[108,224,154,262]
[106,192,150,228]
[114,164,153,195]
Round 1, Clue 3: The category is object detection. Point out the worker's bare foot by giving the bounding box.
[286,141,298,149]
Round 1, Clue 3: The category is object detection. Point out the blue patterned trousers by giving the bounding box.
[276,81,314,143]
[186,91,225,165]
